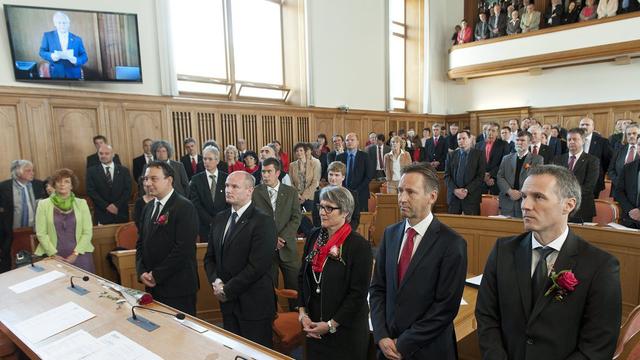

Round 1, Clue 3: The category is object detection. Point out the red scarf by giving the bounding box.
[311,223,351,272]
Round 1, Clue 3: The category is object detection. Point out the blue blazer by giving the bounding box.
[39,31,88,79]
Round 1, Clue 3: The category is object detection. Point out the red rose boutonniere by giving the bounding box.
[545,269,579,301]
[155,214,169,226]
[523,163,531,170]
[328,245,346,265]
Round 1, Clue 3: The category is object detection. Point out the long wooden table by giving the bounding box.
[0,258,291,359]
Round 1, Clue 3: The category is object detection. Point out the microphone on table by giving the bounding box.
[131,305,186,321]
[70,275,89,288]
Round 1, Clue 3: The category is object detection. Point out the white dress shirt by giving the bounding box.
[398,212,434,262]
[57,31,69,50]
[530,226,569,276]
[583,134,593,154]
[225,200,252,238]
[206,169,219,189]
[102,162,115,181]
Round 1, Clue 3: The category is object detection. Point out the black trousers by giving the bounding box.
[153,293,197,316]
[223,312,273,348]
[448,196,480,215]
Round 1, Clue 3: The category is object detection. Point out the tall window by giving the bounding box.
[170,0,288,101]
[389,0,406,111]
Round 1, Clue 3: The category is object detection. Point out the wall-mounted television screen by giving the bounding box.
[4,5,142,82]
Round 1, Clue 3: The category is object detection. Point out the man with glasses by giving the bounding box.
[136,161,199,315]
[252,158,301,310]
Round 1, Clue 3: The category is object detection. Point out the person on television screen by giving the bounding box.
[39,11,88,80]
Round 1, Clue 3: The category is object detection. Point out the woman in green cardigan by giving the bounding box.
[35,168,95,273]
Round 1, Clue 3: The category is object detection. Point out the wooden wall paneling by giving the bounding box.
[123,107,164,173]
[591,110,612,136]
[241,114,258,152]
[196,111,217,148]
[279,115,295,154]
[220,112,238,150]
[171,110,193,160]
[311,114,335,141]
[0,104,21,180]
[343,115,364,143]
[52,106,100,194]
[101,103,129,171]
[296,114,310,143]
[22,99,57,180]
[370,117,388,140]
[261,114,277,150]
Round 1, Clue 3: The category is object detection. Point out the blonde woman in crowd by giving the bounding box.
[384,136,412,194]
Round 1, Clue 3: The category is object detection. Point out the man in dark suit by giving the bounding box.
[447,123,460,151]
[148,140,190,196]
[337,133,373,212]
[0,160,46,273]
[527,125,554,164]
[132,138,154,184]
[608,119,630,152]
[444,130,486,215]
[615,158,640,228]
[475,12,490,41]
[618,0,640,13]
[366,134,390,180]
[180,137,204,181]
[475,122,511,195]
[542,124,563,156]
[204,171,277,348]
[580,117,612,198]
[476,164,621,360]
[544,0,564,26]
[311,142,328,182]
[252,158,301,309]
[86,145,132,225]
[136,161,199,315]
[489,4,507,38]
[326,134,345,166]
[86,135,121,168]
[189,146,229,242]
[552,128,600,222]
[424,124,448,171]
[497,131,544,218]
[236,138,249,162]
[370,163,467,360]
[608,123,639,195]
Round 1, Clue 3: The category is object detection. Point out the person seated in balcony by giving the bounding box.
[451,25,461,45]
[545,0,565,26]
[564,1,581,24]
[618,0,640,13]
[457,19,473,44]
[475,12,491,41]
[520,3,541,32]
[489,4,508,38]
[579,0,598,21]
[597,0,618,17]
[507,10,522,34]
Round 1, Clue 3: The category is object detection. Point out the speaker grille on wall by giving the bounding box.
[297,116,310,143]
[172,111,192,159]
[280,116,294,154]
[262,115,276,148]
[221,113,237,149]
[241,114,258,154]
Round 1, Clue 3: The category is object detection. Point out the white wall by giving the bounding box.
[306,0,387,111]
[0,0,162,95]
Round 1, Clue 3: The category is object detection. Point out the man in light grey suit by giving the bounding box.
[366,134,391,180]
[520,3,541,33]
[497,130,544,218]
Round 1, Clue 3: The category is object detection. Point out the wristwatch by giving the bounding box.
[327,320,337,334]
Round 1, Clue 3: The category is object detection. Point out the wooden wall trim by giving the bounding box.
[448,39,640,79]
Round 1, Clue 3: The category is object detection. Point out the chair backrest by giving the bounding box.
[115,222,138,250]
[480,195,500,216]
[368,192,377,213]
[598,179,613,200]
[379,182,388,194]
[357,211,376,242]
[11,227,35,268]
[615,305,640,359]
[593,199,620,226]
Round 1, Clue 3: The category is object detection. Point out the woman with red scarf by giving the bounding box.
[297,186,372,359]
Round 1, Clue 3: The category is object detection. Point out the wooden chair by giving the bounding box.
[598,179,613,200]
[272,288,303,355]
[10,227,34,269]
[368,192,378,213]
[614,304,640,359]
[379,182,388,194]
[0,331,16,359]
[593,199,620,226]
[480,195,500,216]
[357,212,376,243]
[115,222,138,250]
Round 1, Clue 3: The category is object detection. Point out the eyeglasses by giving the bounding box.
[316,204,341,214]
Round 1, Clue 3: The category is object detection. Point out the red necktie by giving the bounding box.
[485,143,491,163]
[626,145,637,164]
[532,145,539,155]
[568,155,576,172]
[397,227,417,284]
[191,157,197,173]
[434,137,438,147]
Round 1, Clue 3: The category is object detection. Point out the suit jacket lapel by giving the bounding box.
[398,219,442,292]
[528,231,579,325]
[515,234,533,319]
[389,222,405,295]
[149,192,177,238]
[223,205,253,250]
[574,155,587,174]
[215,209,230,265]
[258,186,274,216]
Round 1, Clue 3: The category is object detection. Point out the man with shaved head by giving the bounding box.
[86,144,132,224]
[337,133,374,211]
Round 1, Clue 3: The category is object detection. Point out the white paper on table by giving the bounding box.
[38,330,104,360]
[62,49,74,59]
[9,270,65,294]
[466,274,483,287]
[608,222,640,232]
[15,302,95,344]
[84,331,162,360]
[581,222,598,226]
[203,330,271,360]
[460,298,468,305]
[488,215,511,219]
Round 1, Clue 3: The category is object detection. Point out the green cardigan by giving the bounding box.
[35,197,94,256]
